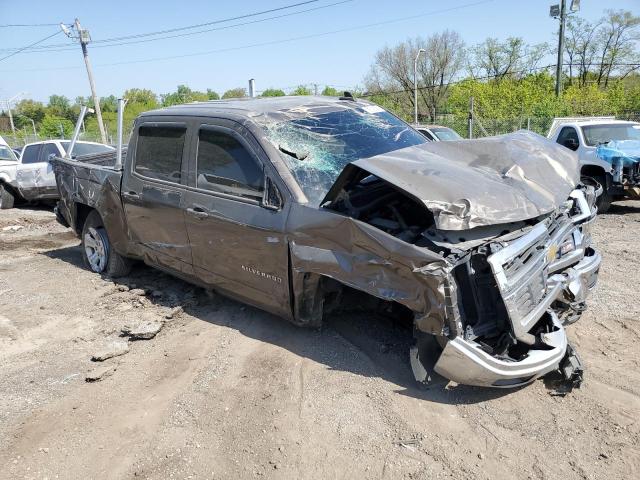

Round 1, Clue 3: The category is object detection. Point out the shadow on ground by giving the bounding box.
[607,202,640,215]
[44,244,523,405]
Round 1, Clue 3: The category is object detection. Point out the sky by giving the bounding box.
[0,0,638,103]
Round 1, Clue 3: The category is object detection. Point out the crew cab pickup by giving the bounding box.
[52,96,601,389]
[548,117,640,212]
[0,139,114,209]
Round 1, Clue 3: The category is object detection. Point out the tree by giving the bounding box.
[161,85,208,106]
[365,31,466,121]
[124,88,159,107]
[40,114,73,138]
[221,88,247,99]
[48,95,71,117]
[596,10,640,86]
[100,95,118,113]
[321,86,339,96]
[15,99,46,124]
[291,85,312,95]
[565,17,601,87]
[468,37,548,80]
[261,88,286,97]
[207,89,220,100]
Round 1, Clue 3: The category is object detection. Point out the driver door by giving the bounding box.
[183,119,290,317]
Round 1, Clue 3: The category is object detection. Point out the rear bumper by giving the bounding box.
[433,248,601,388]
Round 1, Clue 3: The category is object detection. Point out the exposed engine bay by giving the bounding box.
[325,168,600,389]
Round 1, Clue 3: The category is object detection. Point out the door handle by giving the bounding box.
[186,206,209,219]
[123,191,140,199]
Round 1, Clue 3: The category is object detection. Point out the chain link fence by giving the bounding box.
[436,112,640,139]
[1,126,134,148]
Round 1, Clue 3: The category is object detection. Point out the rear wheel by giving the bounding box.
[0,184,15,209]
[81,210,132,277]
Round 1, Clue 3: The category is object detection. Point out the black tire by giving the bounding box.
[595,175,612,214]
[81,210,132,277]
[0,183,15,209]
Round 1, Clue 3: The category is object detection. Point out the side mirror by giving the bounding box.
[263,177,283,211]
[564,138,579,151]
[47,153,56,162]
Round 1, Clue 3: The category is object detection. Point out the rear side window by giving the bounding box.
[21,144,42,164]
[135,125,186,183]
[196,128,264,200]
[39,143,59,162]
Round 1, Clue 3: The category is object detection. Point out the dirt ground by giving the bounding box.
[0,202,638,480]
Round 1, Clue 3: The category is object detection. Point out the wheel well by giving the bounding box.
[581,165,606,180]
[292,271,414,328]
[0,180,20,199]
[74,203,96,234]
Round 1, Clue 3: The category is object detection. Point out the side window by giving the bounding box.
[196,128,264,200]
[134,125,186,183]
[39,143,60,163]
[21,144,42,164]
[556,127,579,151]
[419,129,435,141]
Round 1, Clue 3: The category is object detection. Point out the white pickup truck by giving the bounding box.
[548,117,640,212]
[0,139,114,209]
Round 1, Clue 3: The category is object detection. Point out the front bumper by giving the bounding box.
[431,189,601,388]
[434,248,600,387]
[434,312,567,387]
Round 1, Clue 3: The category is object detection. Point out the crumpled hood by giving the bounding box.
[596,140,640,167]
[336,130,580,231]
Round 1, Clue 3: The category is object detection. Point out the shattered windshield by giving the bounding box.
[581,124,640,146]
[262,105,427,205]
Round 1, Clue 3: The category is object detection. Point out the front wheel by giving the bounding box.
[81,210,132,277]
[595,175,612,214]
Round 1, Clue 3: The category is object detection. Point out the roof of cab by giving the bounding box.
[140,95,369,118]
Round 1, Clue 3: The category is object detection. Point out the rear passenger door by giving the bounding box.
[17,143,50,199]
[183,119,290,317]
[121,119,194,275]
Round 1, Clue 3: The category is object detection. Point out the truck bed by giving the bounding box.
[51,151,131,251]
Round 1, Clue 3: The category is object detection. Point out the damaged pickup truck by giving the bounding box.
[52,96,601,388]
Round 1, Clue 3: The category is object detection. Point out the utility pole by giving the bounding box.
[468,96,474,139]
[62,20,107,143]
[414,48,426,125]
[554,0,566,97]
[551,0,580,97]
[5,101,16,137]
[2,93,26,137]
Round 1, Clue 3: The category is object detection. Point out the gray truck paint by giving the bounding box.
[51,96,601,389]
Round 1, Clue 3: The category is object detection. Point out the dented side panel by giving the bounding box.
[287,203,458,333]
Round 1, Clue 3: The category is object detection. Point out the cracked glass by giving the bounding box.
[261,105,427,205]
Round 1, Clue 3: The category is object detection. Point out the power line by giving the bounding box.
[0,23,59,28]
[3,0,496,72]
[0,0,353,54]
[0,0,322,53]
[0,30,63,63]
